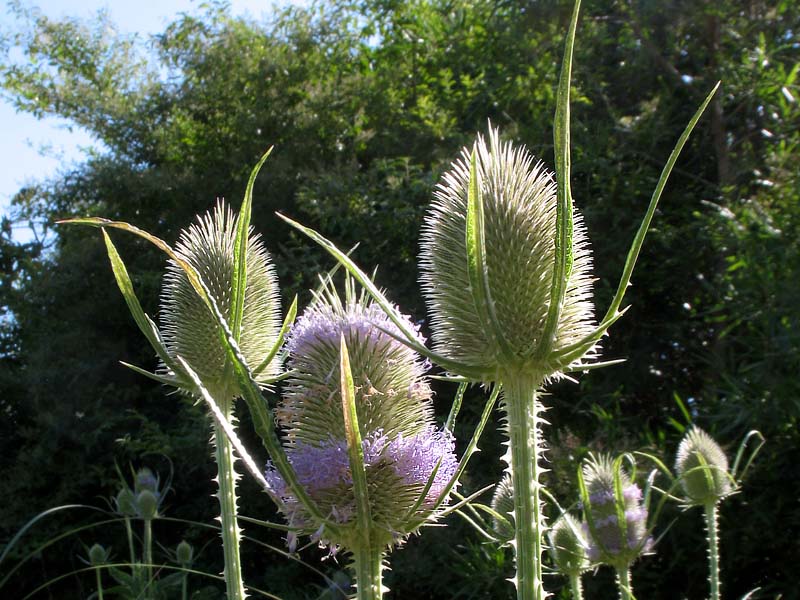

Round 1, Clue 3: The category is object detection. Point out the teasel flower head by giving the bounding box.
[581,454,653,568]
[675,427,732,506]
[549,513,590,577]
[160,201,281,395]
[420,125,595,381]
[279,277,433,445]
[266,279,458,550]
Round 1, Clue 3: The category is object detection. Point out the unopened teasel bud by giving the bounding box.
[675,427,732,505]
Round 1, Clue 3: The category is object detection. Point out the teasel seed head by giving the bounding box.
[489,473,516,543]
[420,125,595,379]
[549,513,590,577]
[161,201,281,395]
[675,427,732,506]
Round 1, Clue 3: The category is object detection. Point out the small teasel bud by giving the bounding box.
[490,474,516,543]
[675,427,732,505]
[136,489,159,520]
[135,468,158,494]
[161,201,281,394]
[115,487,137,516]
[549,513,590,577]
[582,454,653,567]
[176,540,194,566]
[420,125,595,377]
[88,543,109,566]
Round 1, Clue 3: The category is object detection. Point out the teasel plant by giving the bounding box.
[673,427,764,600]
[274,1,719,598]
[59,150,294,599]
[178,276,500,600]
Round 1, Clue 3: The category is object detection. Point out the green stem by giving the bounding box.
[352,543,385,600]
[182,573,188,600]
[213,395,246,600]
[568,573,584,600]
[124,517,137,580]
[95,567,104,600]
[705,502,721,600]
[615,564,632,600]
[504,374,547,600]
[143,518,153,589]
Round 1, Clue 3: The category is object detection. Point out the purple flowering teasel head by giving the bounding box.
[279,277,434,445]
[419,125,596,379]
[581,454,653,568]
[267,278,458,550]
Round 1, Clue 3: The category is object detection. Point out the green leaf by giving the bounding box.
[59,218,214,313]
[538,0,580,358]
[600,83,720,324]
[253,295,297,376]
[176,356,270,492]
[231,147,273,343]
[277,212,488,380]
[445,382,468,433]
[99,230,181,375]
[339,335,372,538]
[465,149,513,358]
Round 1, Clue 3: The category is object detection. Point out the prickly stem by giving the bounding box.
[569,573,584,600]
[213,394,247,600]
[615,564,632,600]
[352,543,386,600]
[504,374,547,600]
[705,502,721,600]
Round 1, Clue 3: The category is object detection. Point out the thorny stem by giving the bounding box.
[504,373,547,600]
[94,566,104,600]
[143,518,153,590]
[615,564,633,600]
[705,502,721,600]
[352,543,385,600]
[568,572,584,600]
[214,394,246,600]
[124,517,136,579]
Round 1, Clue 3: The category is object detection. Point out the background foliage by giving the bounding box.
[1,0,798,598]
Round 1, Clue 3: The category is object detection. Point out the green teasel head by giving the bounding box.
[161,201,281,395]
[489,473,516,543]
[420,125,596,380]
[675,427,733,506]
[549,513,590,577]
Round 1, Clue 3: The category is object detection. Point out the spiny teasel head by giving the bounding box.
[419,125,595,379]
[549,513,590,577]
[267,279,457,550]
[279,277,433,445]
[265,427,458,550]
[675,427,732,506]
[581,454,653,568]
[160,201,281,394]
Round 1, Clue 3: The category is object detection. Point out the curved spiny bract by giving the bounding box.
[161,201,282,394]
[420,126,595,380]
